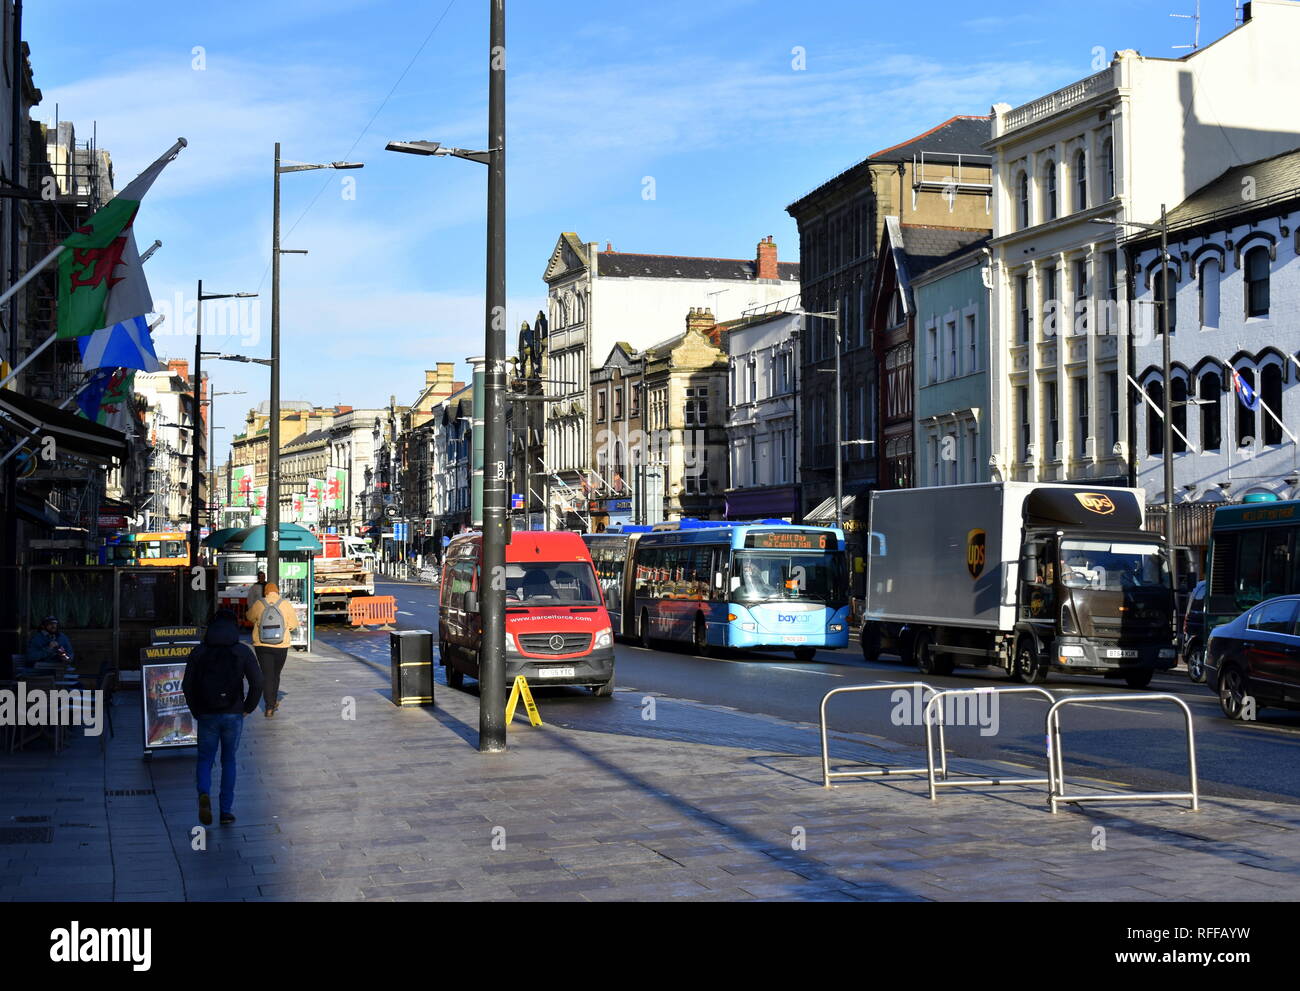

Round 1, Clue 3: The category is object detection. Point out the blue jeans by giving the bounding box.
[196,713,244,815]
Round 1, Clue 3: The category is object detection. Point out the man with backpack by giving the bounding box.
[245,581,300,718]
[182,610,262,826]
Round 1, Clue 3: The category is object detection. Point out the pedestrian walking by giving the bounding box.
[181,610,262,826]
[245,582,300,718]
[245,570,267,612]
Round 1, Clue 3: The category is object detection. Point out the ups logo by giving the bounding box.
[1075,492,1116,515]
[966,529,986,579]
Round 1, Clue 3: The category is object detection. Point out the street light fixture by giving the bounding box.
[269,147,364,583]
[384,0,507,754]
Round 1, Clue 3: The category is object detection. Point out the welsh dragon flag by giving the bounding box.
[56,139,186,340]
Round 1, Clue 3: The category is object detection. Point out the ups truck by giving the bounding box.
[862,483,1176,687]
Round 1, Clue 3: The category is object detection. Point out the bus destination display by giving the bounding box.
[745,532,828,550]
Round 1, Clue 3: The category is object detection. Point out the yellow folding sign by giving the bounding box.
[505,675,542,727]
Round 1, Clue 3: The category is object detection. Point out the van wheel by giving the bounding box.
[1016,639,1046,684]
[1124,669,1153,689]
[914,633,953,676]
[693,615,712,657]
[1218,663,1250,720]
[638,610,652,649]
[1185,642,1207,684]
[591,678,614,698]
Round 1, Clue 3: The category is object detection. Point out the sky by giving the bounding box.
[27,0,1246,465]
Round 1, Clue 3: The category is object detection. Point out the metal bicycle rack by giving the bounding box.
[922,686,1057,801]
[1046,694,1199,814]
[819,682,938,788]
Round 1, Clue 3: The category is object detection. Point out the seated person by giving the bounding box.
[25,615,74,667]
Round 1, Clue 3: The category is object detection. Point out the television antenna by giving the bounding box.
[1171,0,1201,50]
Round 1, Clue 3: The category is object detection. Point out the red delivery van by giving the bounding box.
[439,530,615,696]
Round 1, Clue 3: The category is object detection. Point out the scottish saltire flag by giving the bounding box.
[56,139,185,340]
[76,367,135,433]
[1232,368,1260,411]
[77,314,162,372]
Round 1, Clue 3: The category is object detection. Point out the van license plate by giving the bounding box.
[537,667,576,678]
[1104,649,1139,659]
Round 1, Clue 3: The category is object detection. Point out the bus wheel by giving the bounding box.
[793,646,817,662]
[1016,639,1046,684]
[638,610,653,650]
[693,615,712,657]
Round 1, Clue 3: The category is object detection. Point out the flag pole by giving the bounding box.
[1126,373,1199,454]
[0,330,58,392]
[0,372,96,468]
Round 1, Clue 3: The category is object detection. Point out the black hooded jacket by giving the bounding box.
[182,611,263,716]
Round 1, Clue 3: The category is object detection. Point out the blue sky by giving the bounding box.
[27,0,1243,464]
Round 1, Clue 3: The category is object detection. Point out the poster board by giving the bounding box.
[140,644,198,753]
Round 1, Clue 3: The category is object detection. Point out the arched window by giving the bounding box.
[1261,363,1283,446]
[1245,246,1270,317]
[1237,367,1257,448]
[1147,380,1164,456]
[1154,267,1177,334]
[1073,150,1087,211]
[1102,137,1115,198]
[1200,372,1221,452]
[1171,377,1188,453]
[1043,160,1058,221]
[1017,172,1030,229]
[1199,258,1221,328]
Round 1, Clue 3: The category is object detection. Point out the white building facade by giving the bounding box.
[986,1,1300,490]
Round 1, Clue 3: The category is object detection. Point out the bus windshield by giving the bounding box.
[505,562,601,606]
[730,550,848,605]
[1060,540,1170,591]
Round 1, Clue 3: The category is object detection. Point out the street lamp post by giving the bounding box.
[385,0,508,754]
[804,304,843,530]
[192,282,257,566]
[270,147,363,582]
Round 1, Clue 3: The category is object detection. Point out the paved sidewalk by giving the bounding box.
[3,635,1299,901]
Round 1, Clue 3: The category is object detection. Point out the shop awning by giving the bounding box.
[223,523,323,554]
[804,494,856,523]
[0,389,129,465]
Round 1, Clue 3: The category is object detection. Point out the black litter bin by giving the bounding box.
[391,630,435,707]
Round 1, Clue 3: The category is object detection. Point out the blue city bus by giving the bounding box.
[624,520,851,658]
[1203,497,1300,642]
[583,525,653,637]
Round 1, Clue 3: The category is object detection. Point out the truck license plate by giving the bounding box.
[783,636,804,644]
[1104,649,1139,659]
[536,667,576,678]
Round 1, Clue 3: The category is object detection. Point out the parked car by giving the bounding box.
[1182,579,1208,683]
[1204,594,1300,720]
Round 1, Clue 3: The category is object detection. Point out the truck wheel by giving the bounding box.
[860,623,881,663]
[1185,643,1207,684]
[914,634,953,677]
[693,615,712,658]
[638,610,653,650]
[1124,669,1153,690]
[1016,639,1046,684]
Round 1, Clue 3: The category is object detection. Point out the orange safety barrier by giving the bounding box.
[348,595,397,628]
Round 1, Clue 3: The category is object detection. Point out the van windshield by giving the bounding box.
[505,562,601,605]
[1060,540,1170,591]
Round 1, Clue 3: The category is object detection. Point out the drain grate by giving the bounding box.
[0,826,54,844]
[105,789,155,796]
[10,815,49,823]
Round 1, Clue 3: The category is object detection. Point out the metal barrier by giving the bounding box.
[819,682,938,788]
[348,595,398,629]
[923,687,1056,802]
[1046,694,1199,813]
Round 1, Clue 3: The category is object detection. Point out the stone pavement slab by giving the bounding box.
[3,632,1299,901]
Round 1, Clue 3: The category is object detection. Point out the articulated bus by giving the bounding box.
[99,531,190,567]
[587,520,850,658]
[583,525,652,637]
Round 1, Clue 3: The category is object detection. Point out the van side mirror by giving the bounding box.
[465,589,479,613]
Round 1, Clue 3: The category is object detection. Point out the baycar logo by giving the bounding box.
[966,529,986,579]
[777,614,809,624]
[1075,492,1116,516]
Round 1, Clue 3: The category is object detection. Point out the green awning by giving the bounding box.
[224,524,322,554]
[203,527,246,549]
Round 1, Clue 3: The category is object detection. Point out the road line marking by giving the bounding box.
[769,665,842,677]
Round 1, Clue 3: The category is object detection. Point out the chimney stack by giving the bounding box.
[756,235,779,281]
[686,306,719,346]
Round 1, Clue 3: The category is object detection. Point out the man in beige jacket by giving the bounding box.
[245,582,300,717]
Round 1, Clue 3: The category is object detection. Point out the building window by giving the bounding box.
[1045,381,1059,457]
[1075,378,1089,458]
[1147,380,1164,456]
[749,437,759,486]
[1236,367,1256,448]
[1017,171,1030,229]
[946,320,958,378]
[1200,373,1221,452]
[1102,137,1115,199]
[614,388,623,419]
[1073,258,1088,335]
[1172,377,1188,454]
[1245,246,1270,317]
[1104,250,1119,334]
[1199,258,1221,328]
[1154,267,1177,335]
[967,424,978,483]
[1043,160,1058,221]
[928,325,939,383]
[596,390,606,422]
[1262,363,1283,446]
[965,313,977,373]
[1018,386,1030,462]
[1017,274,1031,343]
[778,429,789,481]
[685,387,709,426]
[1042,265,1059,338]
[1107,372,1119,449]
[1074,150,1087,211]
[748,360,757,403]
